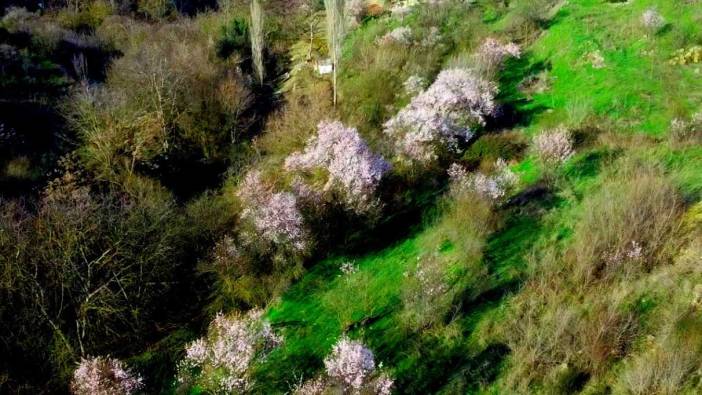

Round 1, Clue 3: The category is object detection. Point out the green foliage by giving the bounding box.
[462,131,528,168]
[217,17,250,59]
[66,18,253,193]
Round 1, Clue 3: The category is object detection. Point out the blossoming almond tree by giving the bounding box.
[532,126,574,164]
[177,309,283,393]
[285,120,391,213]
[475,38,521,76]
[447,159,517,202]
[71,356,143,395]
[238,170,309,251]
[384,68,498,163]
[295,336,394,394]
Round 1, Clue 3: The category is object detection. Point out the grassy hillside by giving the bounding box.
[3,0,702,393]
[248,0,702,393]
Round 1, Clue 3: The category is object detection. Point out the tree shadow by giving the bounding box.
[486,56,551,131]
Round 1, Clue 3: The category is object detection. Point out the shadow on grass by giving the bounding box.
[487,56,551,131]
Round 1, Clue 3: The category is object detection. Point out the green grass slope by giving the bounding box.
[252,0,702,393]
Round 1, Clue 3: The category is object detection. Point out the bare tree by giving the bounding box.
[324,0,345,107]
[250,0,265,85]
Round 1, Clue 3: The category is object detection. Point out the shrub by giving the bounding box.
[137,0,174,19]
[641,8,665,34]
[66,20,253,184]
[71,356,143,395]
[613,238,702,394]
[401,252,452,329]
[1,7,37,31]
[461,131,527,167]
[504,0,558,40]
[500,162,684,392]
[401,168,498,330]
[177,310,282,393]
[447,159,517,202]
[284,120,391,213]
[0,162,208,390]
[531,126,574,165]
[569,163,682,282]
[670,112,702,144]
[377,26,413,45]
[238,170,309,251]
[474,37,521,77]
[502,286,638,392]
[295,336,393,394]
[383,68,498,163]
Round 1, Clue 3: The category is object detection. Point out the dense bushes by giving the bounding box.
[66,18,253,189]
[500,160,684,392]
[0,171,209,389]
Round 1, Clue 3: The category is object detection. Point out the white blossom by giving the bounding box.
[532,127,574,164]
[238,170,309,250]
[448,159,517,201]
[641,8,665,32]
[420,27,442,47]
[178,310,283,393]
[71,356,143,395]
[403,75,426,97]
[340,261,358,275]
[378,26,413,45]
[285,121,390,213]
[324,336,376,390]
[476,38,521,74]
[384,69,498,162]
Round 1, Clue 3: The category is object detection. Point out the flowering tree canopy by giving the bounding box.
[377,26,413,45]
[532,127,574,164]
[295,336,393,394]
[285,121,391,213]
[447,159,517,202]
[641,8,665,32]
[476,38,521,74]
[71,356,143,395]
[238,170,309,251]
[384,68,498,162]
[178,309,283,393]
[324,336,377,389]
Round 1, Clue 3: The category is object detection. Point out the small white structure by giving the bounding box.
[317,58,333,75]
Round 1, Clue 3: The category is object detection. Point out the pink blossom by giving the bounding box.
[71,356,143,395]
[178,309,283,392]
[373,373,395,395]
[285,121,390,213]
[294,376,328,395]
[384,69,498,162]
[324,336,376,390]
[238,170,309,250]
